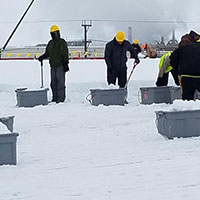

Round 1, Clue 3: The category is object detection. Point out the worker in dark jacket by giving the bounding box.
[132,39,142,56]
[104,31,140,88]
[178,30,200,47]
[38,25,69,103]
[170,40,200,100]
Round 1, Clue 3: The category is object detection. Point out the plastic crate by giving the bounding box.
[0,133,19,165]
[15,88,49,107]
[140,86,182,104]
[88,88,127,106]
[155,110,200,139]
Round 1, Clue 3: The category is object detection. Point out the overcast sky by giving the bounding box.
[1,0,200,47]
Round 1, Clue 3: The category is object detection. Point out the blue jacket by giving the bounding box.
[104,38,139,70]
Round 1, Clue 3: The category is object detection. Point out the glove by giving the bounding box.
[38,56,43,62]
[134,58,140,64]
[156,77,165,86]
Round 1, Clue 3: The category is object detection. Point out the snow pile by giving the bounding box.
[164,99,200,111]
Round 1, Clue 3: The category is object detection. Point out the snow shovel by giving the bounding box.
[124,62,138,89]
[40,61,44,88]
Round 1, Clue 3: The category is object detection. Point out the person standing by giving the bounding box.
[170,39,200,100]
[38,25,69,103]
[104,31,140,88]
[132,39,142,56]
[156,52,179,86]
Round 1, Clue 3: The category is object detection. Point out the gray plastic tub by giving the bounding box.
[0,133,19,165]
[15,88,49,107]
[155,110,200,139]
[88,88,127,106]
[140,86,182,104]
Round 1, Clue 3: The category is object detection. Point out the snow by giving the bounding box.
[1,58,200,200]
[0,123,9,133]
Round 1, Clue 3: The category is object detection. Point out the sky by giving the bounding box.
[1,0,200,47]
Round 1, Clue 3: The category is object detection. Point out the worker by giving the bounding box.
[104,31,140,88]
[170,39,200,100]
[38,25,69,103]
[132,39,141,56]
[178,30,200,47]
[156,52,179,86]
[142,43,157,58]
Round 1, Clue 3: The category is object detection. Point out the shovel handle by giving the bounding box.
[124,63,138,89]
[40,61,44,88]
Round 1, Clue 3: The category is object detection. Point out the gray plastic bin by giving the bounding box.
[15,88,49,107]
[0,116,14,132]
[155,110,200,139]
[0,133,19,165]
[89,88,127,106]
[140,86,182,104]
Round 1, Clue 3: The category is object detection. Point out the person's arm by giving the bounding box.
[38,43,49,61]
[104,43,113,70]
[137,44,142,53]
[158,55,170,78]
[62,40,69,63]
[170,48,179,72]
[128,43,140,64]
[61,40,69,72]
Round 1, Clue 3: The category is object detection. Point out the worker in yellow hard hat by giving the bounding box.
[115,31,125,43]
[104,31,140,88]
[50,25,60,33]
[38,25,69,103]
[132,38,141,56]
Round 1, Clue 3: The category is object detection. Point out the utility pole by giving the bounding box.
[81,20,92,58]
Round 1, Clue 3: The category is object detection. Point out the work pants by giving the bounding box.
[107,67,127,88]
[181,77,200,100]
[156,70,179,87]
[50,66,66,102]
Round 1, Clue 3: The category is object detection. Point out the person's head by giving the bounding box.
[115,31,125,44]
[50,25,60,39]
[133,39,138,45]
[189,30,200,42]
[141,43,147,50]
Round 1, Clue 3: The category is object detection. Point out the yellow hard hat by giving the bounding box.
[50,25,60,33]
[115,31,125,42]
[133,39,138,44]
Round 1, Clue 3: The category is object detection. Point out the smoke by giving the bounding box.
[1,0,200,46]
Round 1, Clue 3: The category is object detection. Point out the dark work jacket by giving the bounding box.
[40,35,69,68]
[170,42,200,76]
[132,43,142,55]
[104,38,138,70]
[178,34,194,47]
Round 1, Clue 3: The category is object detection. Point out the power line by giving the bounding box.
[1,19,200,24]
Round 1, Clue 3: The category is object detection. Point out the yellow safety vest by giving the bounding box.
[158,52,172,73]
